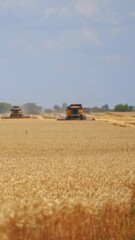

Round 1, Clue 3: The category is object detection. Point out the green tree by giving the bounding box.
[114,104,131,112]
[0,102,12,113]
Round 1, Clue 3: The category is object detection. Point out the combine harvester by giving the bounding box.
[1,106,30,119]
[57,104,95,121]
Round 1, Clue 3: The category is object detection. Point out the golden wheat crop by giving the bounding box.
[0,118,135,239]
[94,112,135,128]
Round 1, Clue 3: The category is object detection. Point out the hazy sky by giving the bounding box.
[0,0,135,108]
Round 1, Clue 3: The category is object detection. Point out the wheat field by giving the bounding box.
[93,112,135,128]
[0,116,135,239]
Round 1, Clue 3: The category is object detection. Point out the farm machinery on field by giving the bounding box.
[65,104,86,120]
[57,104,95,121]
[1,106,30,119]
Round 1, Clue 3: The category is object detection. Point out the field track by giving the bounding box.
[0,118,135,239]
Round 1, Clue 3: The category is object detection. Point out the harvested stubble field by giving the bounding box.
[0,117,135,240]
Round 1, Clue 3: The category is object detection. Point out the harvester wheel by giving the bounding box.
[80,115,86,120]
[66,116,71,120]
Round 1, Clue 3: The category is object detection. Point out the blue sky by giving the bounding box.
[0,0,135,109]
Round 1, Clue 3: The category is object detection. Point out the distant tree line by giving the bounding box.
[90,104,134,112]
[45,103,68,113]
[0,103,12,113]
[0,102,135,114]
[114,104,133,112]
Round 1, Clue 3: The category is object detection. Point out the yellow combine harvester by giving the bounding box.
[57,104,96,121]
[66,104,86,120]
[1,106,30,119]
[57,104,87,121]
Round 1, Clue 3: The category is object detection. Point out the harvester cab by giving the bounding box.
[66,104,86,120]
